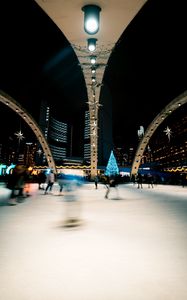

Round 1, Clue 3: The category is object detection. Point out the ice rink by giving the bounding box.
[0,182,187,300]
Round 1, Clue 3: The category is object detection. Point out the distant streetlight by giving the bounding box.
[82,5,101,35]
[137,126,144,139]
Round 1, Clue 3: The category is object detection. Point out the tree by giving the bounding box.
[105,150,119,176]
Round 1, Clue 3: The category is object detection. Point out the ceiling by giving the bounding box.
[35,0,147,47]
[35,0,148,99]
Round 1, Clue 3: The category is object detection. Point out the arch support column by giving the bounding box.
[73,46,113,179]
[0,90,56,172]
[131,91,187,177]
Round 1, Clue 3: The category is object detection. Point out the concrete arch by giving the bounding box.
[131,90,187,177]
[35,0,147,180]
[0,90,56,172]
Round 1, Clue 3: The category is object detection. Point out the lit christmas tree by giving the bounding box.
[105,150,119,176]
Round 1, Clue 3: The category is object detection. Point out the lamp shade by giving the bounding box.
[87,38,97,52]
[82,5,101,35]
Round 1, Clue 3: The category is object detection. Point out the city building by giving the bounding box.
[24,142,37,167]
[144,104,187,173]
[36,100,69,165]
[84,110,90,162]
[48,116,68,163]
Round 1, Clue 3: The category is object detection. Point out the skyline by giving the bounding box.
[0,0,187,159]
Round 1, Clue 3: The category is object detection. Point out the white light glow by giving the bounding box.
[15,130,25,141]
[164,126,172,141]
[90,57,96,64]
[85,19,98,34]
[88,43,96,52]
[82,5,101,35]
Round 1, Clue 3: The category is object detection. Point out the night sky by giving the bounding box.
[105,0,187,148]
[0,0,187,155]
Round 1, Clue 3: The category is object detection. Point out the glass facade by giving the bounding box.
[84,111,91,161]
[148,105,187,171]
[38,100,68,164]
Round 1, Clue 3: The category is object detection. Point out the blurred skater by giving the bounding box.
[137,173,143,189]
[37,171,46,190]
[7,165,26,205]
[104,176,110,199]
[104,176,119,199]
[147,173,154,188]
[44,170,55,194]
[94,175,99,189]
[57,172,64,195]
[61,174,83,227]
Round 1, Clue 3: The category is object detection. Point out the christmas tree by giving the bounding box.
[105,150,119,176]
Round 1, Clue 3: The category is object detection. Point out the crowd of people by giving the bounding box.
[4,167,86,205]
[2,165,186,206]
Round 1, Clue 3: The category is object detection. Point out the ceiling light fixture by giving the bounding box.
[82,5,101,35]
[90,56,96,64]
[91,67,96,74]
[87,38,97,52]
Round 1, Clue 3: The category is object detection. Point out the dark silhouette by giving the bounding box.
[181,173,187,187]
[147,173,154,188]
[57,173,64,194]
[104,176,119,199]
[137,173,143,189]
[7,165,27,205]
[37,171,46,190]
[94,175,99,189]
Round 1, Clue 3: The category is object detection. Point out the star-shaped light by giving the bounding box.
[14,130,25,141]
[37,149,42,156]
[164,126,172,141]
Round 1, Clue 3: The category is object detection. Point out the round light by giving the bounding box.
[90,56,96,64]
[91,68,96,74]
[89,44,95,52]
[85,19,98,34]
